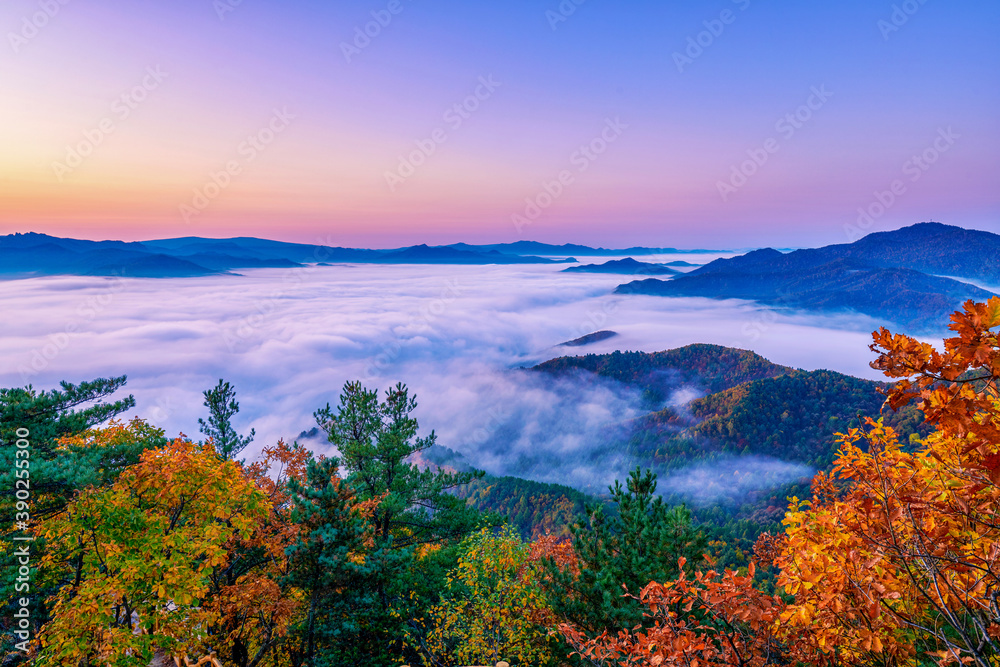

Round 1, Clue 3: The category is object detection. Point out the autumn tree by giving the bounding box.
[778,297,1000,665]
[204,440,310,667]
[33,430,271,666]
[1,377,152,659]
[415,525,559,667]
[561,557,815,667]
[199,379,255,461]
[541,467,707,640]
[29,430,338,667]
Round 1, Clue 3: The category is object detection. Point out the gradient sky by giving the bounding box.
[1,0,998,247]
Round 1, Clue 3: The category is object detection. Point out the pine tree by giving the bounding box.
[1,376,135,456]
[284,456,402,666]
[314,381,485,549]
[542,467,707,637]
[0,375,148,522]
[312,381,492,665]
[198,379,255,461]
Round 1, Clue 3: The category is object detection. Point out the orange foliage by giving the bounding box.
[530,533,578,578]
[207,440,314,665]
[35,436,271,665]
[778,297,1000,666]
[560,557,813,667]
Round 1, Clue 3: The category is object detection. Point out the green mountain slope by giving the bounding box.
[457,475,591,539]
[627,368,924,470]
[532,343,791,402]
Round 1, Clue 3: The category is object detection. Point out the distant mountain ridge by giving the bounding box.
[616,223,998,332]
[0,232,726,279]
[444,241,721,256]
[0,233,583,278]
[822,223,1000,283]
[562,257,679,275]
[688,223,1000,284]
[378,244,573,265]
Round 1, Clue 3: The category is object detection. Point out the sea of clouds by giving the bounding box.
[0,259,890,497]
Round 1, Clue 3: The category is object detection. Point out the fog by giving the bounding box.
[658,456,816,506]
[0,260,890,498]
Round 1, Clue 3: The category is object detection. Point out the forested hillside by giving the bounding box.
[521,346,928,567]
[533,343,790,401]
[533,344,924,472]
[628,368,925,469]
[424,344,926,552]
[457,475,590,538]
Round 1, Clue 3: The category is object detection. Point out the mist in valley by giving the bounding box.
[0,261,895,502]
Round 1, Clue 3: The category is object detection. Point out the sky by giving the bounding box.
[1,0,998,248]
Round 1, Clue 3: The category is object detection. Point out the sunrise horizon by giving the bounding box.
[3,1,997,249]
[4,217,998,252]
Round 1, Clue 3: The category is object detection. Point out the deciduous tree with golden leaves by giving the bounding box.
[778,297,1000,666]
[34,432,271,666]
[416,525,559,667]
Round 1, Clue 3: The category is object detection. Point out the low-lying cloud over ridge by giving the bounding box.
[1,261,892,498]
[658,456,816,506]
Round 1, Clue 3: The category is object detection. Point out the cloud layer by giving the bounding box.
[0,260,889,498]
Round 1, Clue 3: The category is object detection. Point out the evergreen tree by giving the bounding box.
[312,381,492,665]
[198,379,255,461]
[542,467,707,637]
[284,456,404,667]
[0,375,147,522]
[1,376,135,454]
[314,381,485,549]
